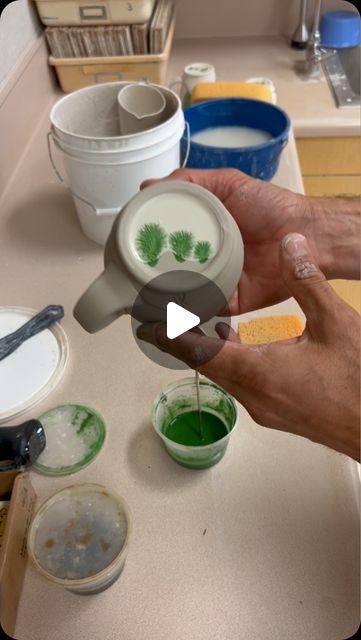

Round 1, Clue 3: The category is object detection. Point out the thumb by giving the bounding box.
[280,233,340,340]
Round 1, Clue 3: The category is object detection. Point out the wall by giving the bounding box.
[174,0,358,39]
[0,0,358,89]
[0,1,42,89]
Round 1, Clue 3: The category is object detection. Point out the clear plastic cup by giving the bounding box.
[27,483,131,595]
[152,377,238,469]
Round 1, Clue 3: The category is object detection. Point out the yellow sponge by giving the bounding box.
[191,82,273,105]
[238,315,304,345]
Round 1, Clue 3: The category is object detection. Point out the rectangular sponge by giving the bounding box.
[191,81,273,105]
[238,315,304,344]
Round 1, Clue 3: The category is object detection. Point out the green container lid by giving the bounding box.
[33,403,106,476]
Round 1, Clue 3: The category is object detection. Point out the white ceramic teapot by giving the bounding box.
[73,181,244,333]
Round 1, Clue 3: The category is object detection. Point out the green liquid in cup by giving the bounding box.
[162,410,228,446]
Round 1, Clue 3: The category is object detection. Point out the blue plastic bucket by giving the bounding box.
[181,98,290,180]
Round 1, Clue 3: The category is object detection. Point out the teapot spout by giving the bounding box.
[73,263,137,333]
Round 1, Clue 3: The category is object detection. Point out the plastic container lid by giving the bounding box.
[0,307,68,424]
[33,404,106,476]
[320,10,361,49]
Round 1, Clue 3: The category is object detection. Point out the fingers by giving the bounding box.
[137,322,225,369]
[140,168,243,201]
[140,168,203,190]
[136,321,261,382]
[280,233,341,341]
[215,322,239,342]
[217,288,240,316]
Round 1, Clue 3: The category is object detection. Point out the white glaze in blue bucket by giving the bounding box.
[181,98,290,181]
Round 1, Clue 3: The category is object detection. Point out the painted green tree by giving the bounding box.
[169,230,195,262]
[194,241,212,263]
[135,223,167,267]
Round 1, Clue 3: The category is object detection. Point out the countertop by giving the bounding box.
[0,35,359,640]
[167,36,360,137]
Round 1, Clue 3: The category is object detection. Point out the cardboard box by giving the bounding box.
[0,472,36,638]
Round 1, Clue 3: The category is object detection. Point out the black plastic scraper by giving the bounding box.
[0,304,64,361]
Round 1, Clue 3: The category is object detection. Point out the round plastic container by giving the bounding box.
[320,10,361,49]
[33,404,106,477]
[27,484,131,594]
[180,98,290,180]
[152,377,238,469]
[0,306,68,424]
[49,82,184,245]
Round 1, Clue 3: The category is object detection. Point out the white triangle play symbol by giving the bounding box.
[166,302,200,340]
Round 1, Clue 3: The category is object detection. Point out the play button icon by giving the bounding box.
[166,302,200,339]
[131,270,232,370]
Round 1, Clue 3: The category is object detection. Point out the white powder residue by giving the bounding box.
[37,405,90,468]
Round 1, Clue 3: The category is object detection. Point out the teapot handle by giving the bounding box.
[73,263,137,333]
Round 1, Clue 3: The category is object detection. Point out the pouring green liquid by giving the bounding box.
[162,410,228,446]
[162,372,228,446]
[154,377,237,468]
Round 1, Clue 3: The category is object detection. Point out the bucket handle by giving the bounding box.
[48,121,190,211]
[181,121,191,168]
[47,131,121,216]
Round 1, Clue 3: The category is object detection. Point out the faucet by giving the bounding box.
[303,0,328,75]
[291,0,309,49]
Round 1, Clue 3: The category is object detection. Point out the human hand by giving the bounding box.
[138,233,360,461]
[142,168,316,314]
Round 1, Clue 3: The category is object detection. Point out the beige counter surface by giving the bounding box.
[0,84,358,640]
[168,36,360,137]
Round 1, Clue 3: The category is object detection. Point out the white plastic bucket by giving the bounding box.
[49,82,184,245]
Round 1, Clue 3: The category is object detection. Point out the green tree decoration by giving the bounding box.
[135,223,167,267]
[169,230,195,262]
[194,241,212,263]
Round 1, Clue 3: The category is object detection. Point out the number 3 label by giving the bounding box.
[127,2,133,10]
